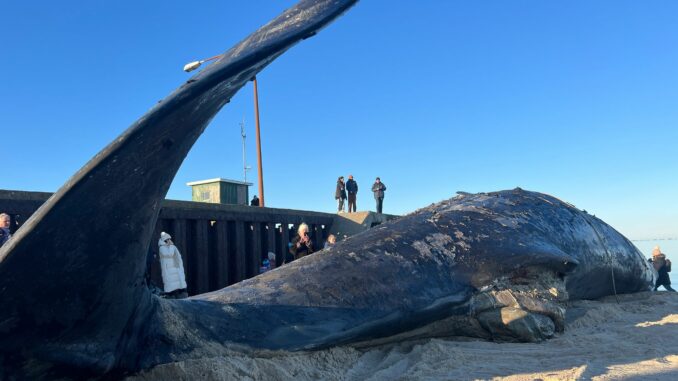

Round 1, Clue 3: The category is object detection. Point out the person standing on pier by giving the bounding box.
[335,176,347,213]
[346,175,358,213]
[371,177,387,214]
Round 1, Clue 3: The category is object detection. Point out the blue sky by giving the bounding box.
[2,1,677,240]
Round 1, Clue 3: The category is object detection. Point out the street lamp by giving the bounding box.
[183,54,222,72]
[182,56,266,207]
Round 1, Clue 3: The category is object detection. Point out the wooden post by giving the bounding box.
[251,223,263,277]
[194,220,210,294]
[172,219,190,293]
[215,220,230,288]
[279,221,289,264]
[266,222,276,267]
[234,220,247,282]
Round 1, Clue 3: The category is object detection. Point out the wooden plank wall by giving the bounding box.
[0,190,334,295]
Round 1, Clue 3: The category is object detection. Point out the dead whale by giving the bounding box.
[194,188,656,351]
[0,0,656,379]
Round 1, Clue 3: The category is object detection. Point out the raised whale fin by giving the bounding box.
[0,0,357,376]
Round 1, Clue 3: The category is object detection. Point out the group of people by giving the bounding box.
[286,222,336,263]
[156,222,339,298]
[335,175,387,214]
[247,175,388,214]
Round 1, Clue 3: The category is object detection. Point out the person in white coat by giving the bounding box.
[158,231,188,298]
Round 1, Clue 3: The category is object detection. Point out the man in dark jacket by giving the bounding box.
[335,176,347,213]
[371,177,387,213]
[650,246,675,291]
[346,175,358,213]
[250,195,259,206]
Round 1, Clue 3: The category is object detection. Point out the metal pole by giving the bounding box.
[253,76,265,207]
[240,119,247,183]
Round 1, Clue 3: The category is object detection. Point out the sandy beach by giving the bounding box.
[130,291,677,381]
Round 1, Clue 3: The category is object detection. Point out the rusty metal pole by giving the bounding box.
[252,76,265,207]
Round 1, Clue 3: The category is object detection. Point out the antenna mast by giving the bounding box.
[240,118,251,182]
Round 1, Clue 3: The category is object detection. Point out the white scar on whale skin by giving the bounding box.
[411,233,457,265]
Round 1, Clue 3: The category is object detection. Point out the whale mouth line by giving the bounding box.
[345,267,568,350]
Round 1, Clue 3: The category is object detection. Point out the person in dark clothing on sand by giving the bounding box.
[346,175,358,213]
[649,246,675,291]
[335,176,347,213]
[371,177,387,214]
[289,223,314,260]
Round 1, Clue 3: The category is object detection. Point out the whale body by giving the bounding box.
[0,0,655,379]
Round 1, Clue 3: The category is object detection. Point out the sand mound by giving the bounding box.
[128,292,678,381]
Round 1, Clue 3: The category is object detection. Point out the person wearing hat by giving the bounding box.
[335,176,347,213]
[649,246,675,292]
[158,231,188,298]
[371,177,387,214]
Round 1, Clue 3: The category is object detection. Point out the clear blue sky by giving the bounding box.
[2,1,677,240]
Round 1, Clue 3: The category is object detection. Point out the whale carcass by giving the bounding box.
[0,0,655,379]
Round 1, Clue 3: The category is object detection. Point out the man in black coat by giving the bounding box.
[371,177,387,214]
[335,176,347,212]
[346,175,358,213]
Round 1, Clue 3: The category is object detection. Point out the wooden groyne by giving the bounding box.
[0,190,334,295]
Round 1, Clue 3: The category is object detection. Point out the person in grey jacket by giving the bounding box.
[335,176,347,212]
[346,175,358,213]
[371,177,387,213]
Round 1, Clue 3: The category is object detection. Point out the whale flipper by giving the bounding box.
[0,0,358,377]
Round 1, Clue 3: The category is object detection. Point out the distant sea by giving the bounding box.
[632,239,677,285]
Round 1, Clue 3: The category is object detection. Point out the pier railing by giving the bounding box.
[0,190,334,295]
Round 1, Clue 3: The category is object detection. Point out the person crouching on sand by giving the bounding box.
[649,246,675,292]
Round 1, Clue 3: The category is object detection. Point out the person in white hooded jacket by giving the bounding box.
[158,231,188,298]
